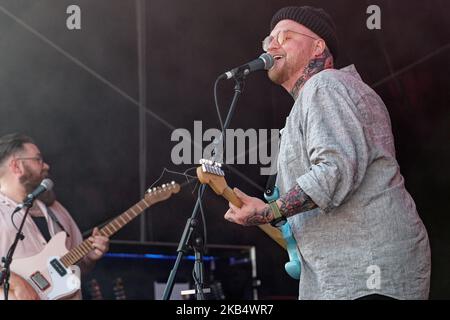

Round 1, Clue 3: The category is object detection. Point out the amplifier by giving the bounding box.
[82,240,258,300]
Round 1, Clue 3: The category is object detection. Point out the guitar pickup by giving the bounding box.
[50,258,67,276]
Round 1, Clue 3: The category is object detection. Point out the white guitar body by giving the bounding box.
[10,232,81,300]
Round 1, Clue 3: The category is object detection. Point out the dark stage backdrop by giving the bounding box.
[0,0,448,299]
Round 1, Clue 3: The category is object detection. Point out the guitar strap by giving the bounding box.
[47,206,70,238]
[31,215,52,242]
[265,173,277,198]
[265,128,281,197]
[30,206,70,242]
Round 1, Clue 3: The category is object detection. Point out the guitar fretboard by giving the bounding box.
[60,198,152,267]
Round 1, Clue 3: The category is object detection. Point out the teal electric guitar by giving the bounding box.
[264,186,301,280]
[196,159,301,280]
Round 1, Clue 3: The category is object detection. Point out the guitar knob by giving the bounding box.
[66,274,81,290]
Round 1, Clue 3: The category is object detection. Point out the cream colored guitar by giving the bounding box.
[196,160,286,250]
[9,182,180,300]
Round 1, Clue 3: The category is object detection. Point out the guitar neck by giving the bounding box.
[221,186,243,208]
[60,198,152,267]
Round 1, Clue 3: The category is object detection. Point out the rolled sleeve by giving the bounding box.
[296,84,370,212]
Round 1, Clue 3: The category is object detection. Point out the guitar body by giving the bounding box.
[280,223,301,280]
[10,232,81,300]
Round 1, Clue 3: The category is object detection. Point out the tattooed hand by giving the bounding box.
[224,188,274,226]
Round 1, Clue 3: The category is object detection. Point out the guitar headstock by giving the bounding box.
[197,159,228,196]
[144,181,180,204]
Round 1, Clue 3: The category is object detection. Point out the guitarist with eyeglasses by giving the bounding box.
[0,133,109,300]
[223,6,430,300]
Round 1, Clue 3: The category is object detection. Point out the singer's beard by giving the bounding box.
[268,52,311,87]
[19,164,49,194]
[268,61,289,85]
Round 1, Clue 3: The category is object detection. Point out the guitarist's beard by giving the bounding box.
[19,163,50,195]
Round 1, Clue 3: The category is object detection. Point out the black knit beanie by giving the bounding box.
[270,6,339,60]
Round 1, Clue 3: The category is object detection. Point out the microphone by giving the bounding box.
[14,179,54,212]
[25,178,54,202]
[220,53,274,80]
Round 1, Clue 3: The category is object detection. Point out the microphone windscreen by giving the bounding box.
[41,178,54,191]
[259,53,274,70]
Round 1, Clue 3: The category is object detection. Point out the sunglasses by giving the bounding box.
[262,30,318,52]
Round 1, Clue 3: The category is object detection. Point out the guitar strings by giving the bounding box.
[81,167,199,237]
[149,166,199,195]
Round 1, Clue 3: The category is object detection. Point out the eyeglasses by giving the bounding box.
[262,30,318,52]
[16,156,44,165]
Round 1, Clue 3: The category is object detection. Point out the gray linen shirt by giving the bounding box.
[276,65,431,300]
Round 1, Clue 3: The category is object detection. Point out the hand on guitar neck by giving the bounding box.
[224,187,274,226]
[196,160,287,250]
[196,161,272,226]
[78,227,110,274]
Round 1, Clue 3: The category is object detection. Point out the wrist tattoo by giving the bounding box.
[279,184,318,217]
[243,205,273,226]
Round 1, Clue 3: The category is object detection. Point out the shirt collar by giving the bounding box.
[339,64,363,81]
[0,190,44,215]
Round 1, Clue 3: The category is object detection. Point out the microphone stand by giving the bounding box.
[162,75,246,300]
[0,199,35,300]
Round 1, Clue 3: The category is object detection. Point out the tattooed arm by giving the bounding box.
[224,184,317,227]
[276,183,318,218]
